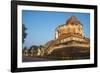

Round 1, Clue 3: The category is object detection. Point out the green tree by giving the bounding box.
[22,24,27,43]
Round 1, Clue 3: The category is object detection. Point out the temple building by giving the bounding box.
[44,16,90,59]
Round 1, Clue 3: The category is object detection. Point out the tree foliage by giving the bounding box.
[22,24,27,43]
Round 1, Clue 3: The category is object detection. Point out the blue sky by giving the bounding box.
[22,10,90,48]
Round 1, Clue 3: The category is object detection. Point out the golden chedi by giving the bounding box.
[44,16,90,60]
